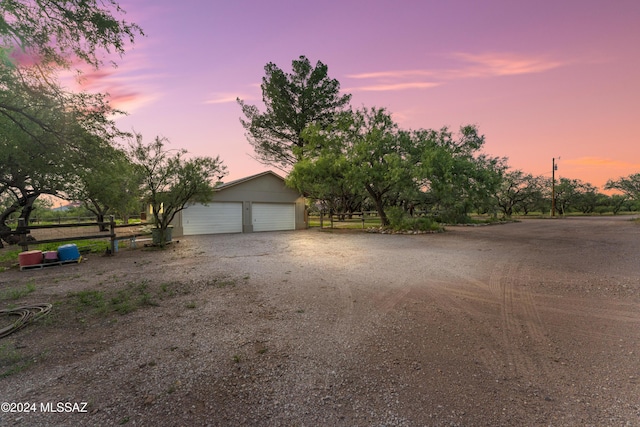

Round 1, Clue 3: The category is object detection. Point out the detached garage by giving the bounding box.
[172,171,306,236]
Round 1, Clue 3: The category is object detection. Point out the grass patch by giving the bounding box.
[70,290,107,313]
[0,342,34,379]
[0,282,36,302]
[68,280,158,317]
[207,277,237,288]
[36,240,109,254]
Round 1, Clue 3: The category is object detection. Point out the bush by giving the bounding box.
[386,206,441,232]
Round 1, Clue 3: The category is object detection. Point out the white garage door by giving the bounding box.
[182,202,243,235]
[252,203,295,232]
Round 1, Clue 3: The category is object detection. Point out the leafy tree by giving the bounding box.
[287,152,365,215]
[553,178,583,215]
[128,134,227,246]
[516,175,547,215]
[238,55,351,170]
[493,170,534,218]
[0,64,123,245]
[345,107,414,226]
[289,107,411,226]
[605,174,640,201]
[0,0,141,245]
[0,0,143,68]
[609,194,630,215]
[286,111,366,216]
[66,142,142,228]
[417,125,505,222]
[573,182,601,214]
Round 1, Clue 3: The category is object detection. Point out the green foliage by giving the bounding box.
[494,170,545,217]
[0,342,34,378]
[68,281,157,316]
[386,206,441,231]
[250,57,633,222]
[70,290,106,312]
[0,0,143,68]
[290,107,410,226]
[0,0,142,246]
[290,106,504,225]
[238,55,351,169]
[606,173,640,201]
[128,134,227,244]
[416,125,506,222]
[0,282,35,301]
[36,240,109,254]
[67,144,143,224]
[0,63,125,245]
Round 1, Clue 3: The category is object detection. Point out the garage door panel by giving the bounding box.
[253,203,295,232]
[183,202,242,235]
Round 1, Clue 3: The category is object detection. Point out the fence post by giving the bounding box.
[320,211,323,229]
[109,215,116,255]
[18,218,29,252]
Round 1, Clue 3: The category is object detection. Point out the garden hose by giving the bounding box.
[0,303,52,339]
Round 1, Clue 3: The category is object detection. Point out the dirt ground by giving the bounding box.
[1,216,639,426]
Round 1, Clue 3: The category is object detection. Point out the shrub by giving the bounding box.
[386,206,442,232]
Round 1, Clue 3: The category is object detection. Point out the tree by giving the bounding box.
[289,107,412,226]
[238,56,351,170]
[66,142,142,228]
[417,125,505,222]
[494,170,546,218]
[0,63,124,245]
[345,107,413,226]
[128,134,227,246]
[605,174,640,201]
[0,0,143,68]
[0,0,141,245]
[553,178,582,215]
[287,152,365,215]
[573,182,601,214]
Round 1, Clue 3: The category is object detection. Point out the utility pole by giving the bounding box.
[551,157,557,217]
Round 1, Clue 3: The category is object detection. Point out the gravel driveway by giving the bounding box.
[1,216,639,426]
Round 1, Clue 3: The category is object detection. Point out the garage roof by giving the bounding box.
[215,170,286,191]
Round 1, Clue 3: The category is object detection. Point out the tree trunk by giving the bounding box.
[366,186,389,227]
[0,193,39,246]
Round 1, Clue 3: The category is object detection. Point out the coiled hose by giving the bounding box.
[0,304,52,339]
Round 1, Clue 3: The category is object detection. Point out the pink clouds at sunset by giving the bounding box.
[97,0,639,189]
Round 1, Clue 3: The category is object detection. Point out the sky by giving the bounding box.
[70,0,640,189]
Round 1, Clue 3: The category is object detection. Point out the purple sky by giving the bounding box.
[73,0,640,188]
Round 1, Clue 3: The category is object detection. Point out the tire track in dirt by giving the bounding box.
[444,254,557,390]
[496,260,551,383]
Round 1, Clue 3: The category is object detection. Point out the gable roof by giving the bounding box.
[215,170,286,191]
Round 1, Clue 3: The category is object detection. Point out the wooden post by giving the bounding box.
[320,211,323,229]
[109,215,116,255]
[18,218,29,252]
[551,157,556,217]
